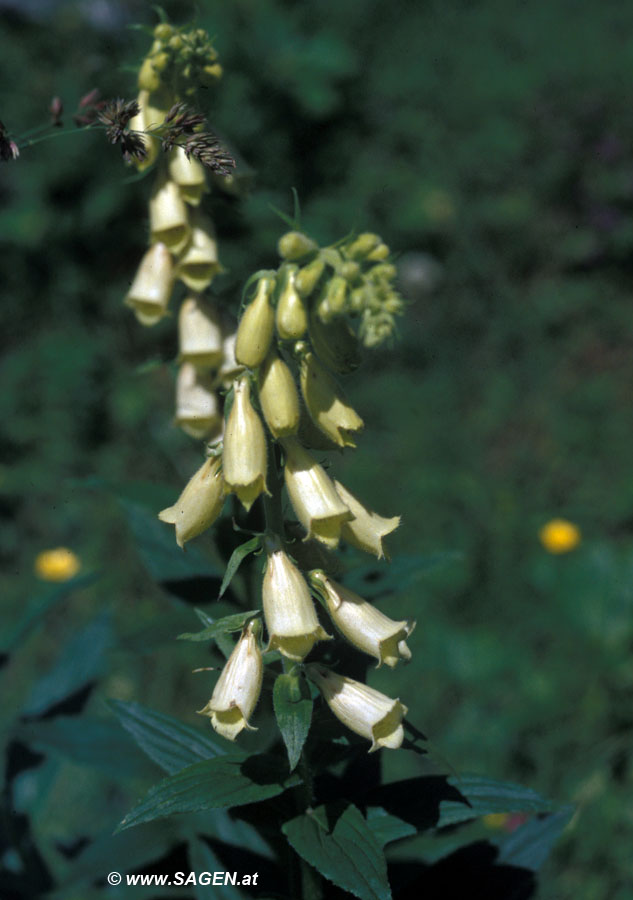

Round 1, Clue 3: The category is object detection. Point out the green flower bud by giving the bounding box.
[158,455,225,548]
[200,63,223,84]
[235,276,276,369]
[153,23,173,41]
[280,437,352,548]
[368,263,397,282]
[258,352,300,438]
[299,349,363,448]
[278,231,318,261]
[310,571,415,668]
[306,664,407,752]
[125,242,174,326]
[150,51,169,73]
[340,261,361,282]
[322,275,348,318]
[346,233,381,260]
[308,307,361,374]
[295,257,325,298]
[223,377,268,511]
[168,34,184,51]
[366,242,390,261]
[175,363,222,440]
[178,296,223,369]
[262,536,331,661]
[198,620,263,740]
[275,268,308,340]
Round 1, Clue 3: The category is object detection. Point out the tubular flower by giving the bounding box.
[333,480,400,560]
[298,347,364,448]
[217,327,244,387]
[168,144,207,206]
[280,437,352,548]
[175,363,222,439]
[149,173,191,254]
[258,351,300,438]
[234,275,276,369]
[127,89,161,171]
[306,664,407,752]
[158,455,225,548]
[310,570,414,667]
[178,296,223,368]
[175,210,221,292]
[262,536,331,661]
[223,376,268,510]
[198,620,263,740]
[125,242,174,326]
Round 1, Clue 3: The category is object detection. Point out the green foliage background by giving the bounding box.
[2,0,633,897]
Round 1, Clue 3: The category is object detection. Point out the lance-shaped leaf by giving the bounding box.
[117,753,300,831]
[178,609,260,642]
[282,802,391,900]
[219,535,262,598]
[273,672,312,771]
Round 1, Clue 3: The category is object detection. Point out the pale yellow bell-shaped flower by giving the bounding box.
[280,437,352,548]
[168,145,208,206]
[175,363,222,440]
[306,664,407,752]
[149,173,191,255]
[234,276,276,369]
[275,268,308,340]
[127,89,163,171]
[258,352,300,438]
[333,480,400,560]
[298,348,364,448]
[158,455,225,548]
[262,536,331,661]
[178,296,224,369]
[198,620,263,741]
[216,327,244,388]
[223,377,268,510]
[309,570,414,667]
[175,211,221,292]
[125,242,174,326]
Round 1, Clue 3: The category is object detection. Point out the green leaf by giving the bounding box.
[496,806,574,871]
[195,607,238,659]
[219,535,261,598]
[109,700,225,774]
[273,672,312,771]
[365,807,416,847]
[118,754,300,831]
[188,837,244,900]
[0,573,99,655]
[438,775,555,828]
[22,612,113,717]
[178,609,260,642]
[282,802,391,900]
[16,716,151,779]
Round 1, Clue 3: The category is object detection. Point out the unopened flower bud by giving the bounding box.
[306,664,407,751]
[346,233,381,260]
[276,268,308,340]
[310,571,414,667]
[309,307,361,374]
[262,536,330,661]
[368,263,397,282]
[280,437,352,548]
[175,363,222,439]
[258,352,300,438]
[235,276,275,369]
[149,174,191,255]
[168,145,207,207]
[175,211,221,292]
[340,261,360,282]
[125,242,174,326]
[223,377,268,510]
[158,455,225,547]
[295,257,325,298]
[200,63,223,84]
[366,242,390,261]
[299,349,363,448]
[178,296,223,368]
[323,276,348,317]
[333,480,400,559]
[278,231,318,261]
[198,620,263,740]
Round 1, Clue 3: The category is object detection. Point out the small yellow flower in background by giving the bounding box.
[35,548,80,582]
[539,518,581,554]
[483,813,510,830]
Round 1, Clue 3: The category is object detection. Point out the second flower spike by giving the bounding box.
[223,376,268,511]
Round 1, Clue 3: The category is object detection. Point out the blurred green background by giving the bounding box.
[2,0,633,897]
